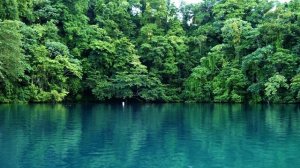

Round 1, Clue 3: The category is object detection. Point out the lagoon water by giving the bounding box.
[0,103,300,168]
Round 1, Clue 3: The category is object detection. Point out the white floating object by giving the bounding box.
[122,101,125,107]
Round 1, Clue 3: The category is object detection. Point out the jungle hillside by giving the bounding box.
[0,0,300,103]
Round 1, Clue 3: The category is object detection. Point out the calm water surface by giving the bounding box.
[0,103,300,168]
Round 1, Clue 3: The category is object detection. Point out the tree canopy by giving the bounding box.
[0,0,299,103]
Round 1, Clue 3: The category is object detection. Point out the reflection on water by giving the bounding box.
[0,104,300,168]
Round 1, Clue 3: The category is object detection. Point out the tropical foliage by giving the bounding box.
[0,0,299,103]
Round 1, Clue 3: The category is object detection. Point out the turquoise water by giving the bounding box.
[0,104,300,168]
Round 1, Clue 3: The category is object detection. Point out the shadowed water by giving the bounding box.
[0,103,300,168]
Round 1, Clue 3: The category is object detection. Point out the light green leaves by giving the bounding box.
[264,74,288,102]
[0,20,25,81]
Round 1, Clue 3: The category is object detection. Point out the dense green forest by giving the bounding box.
[0,0,299,103]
